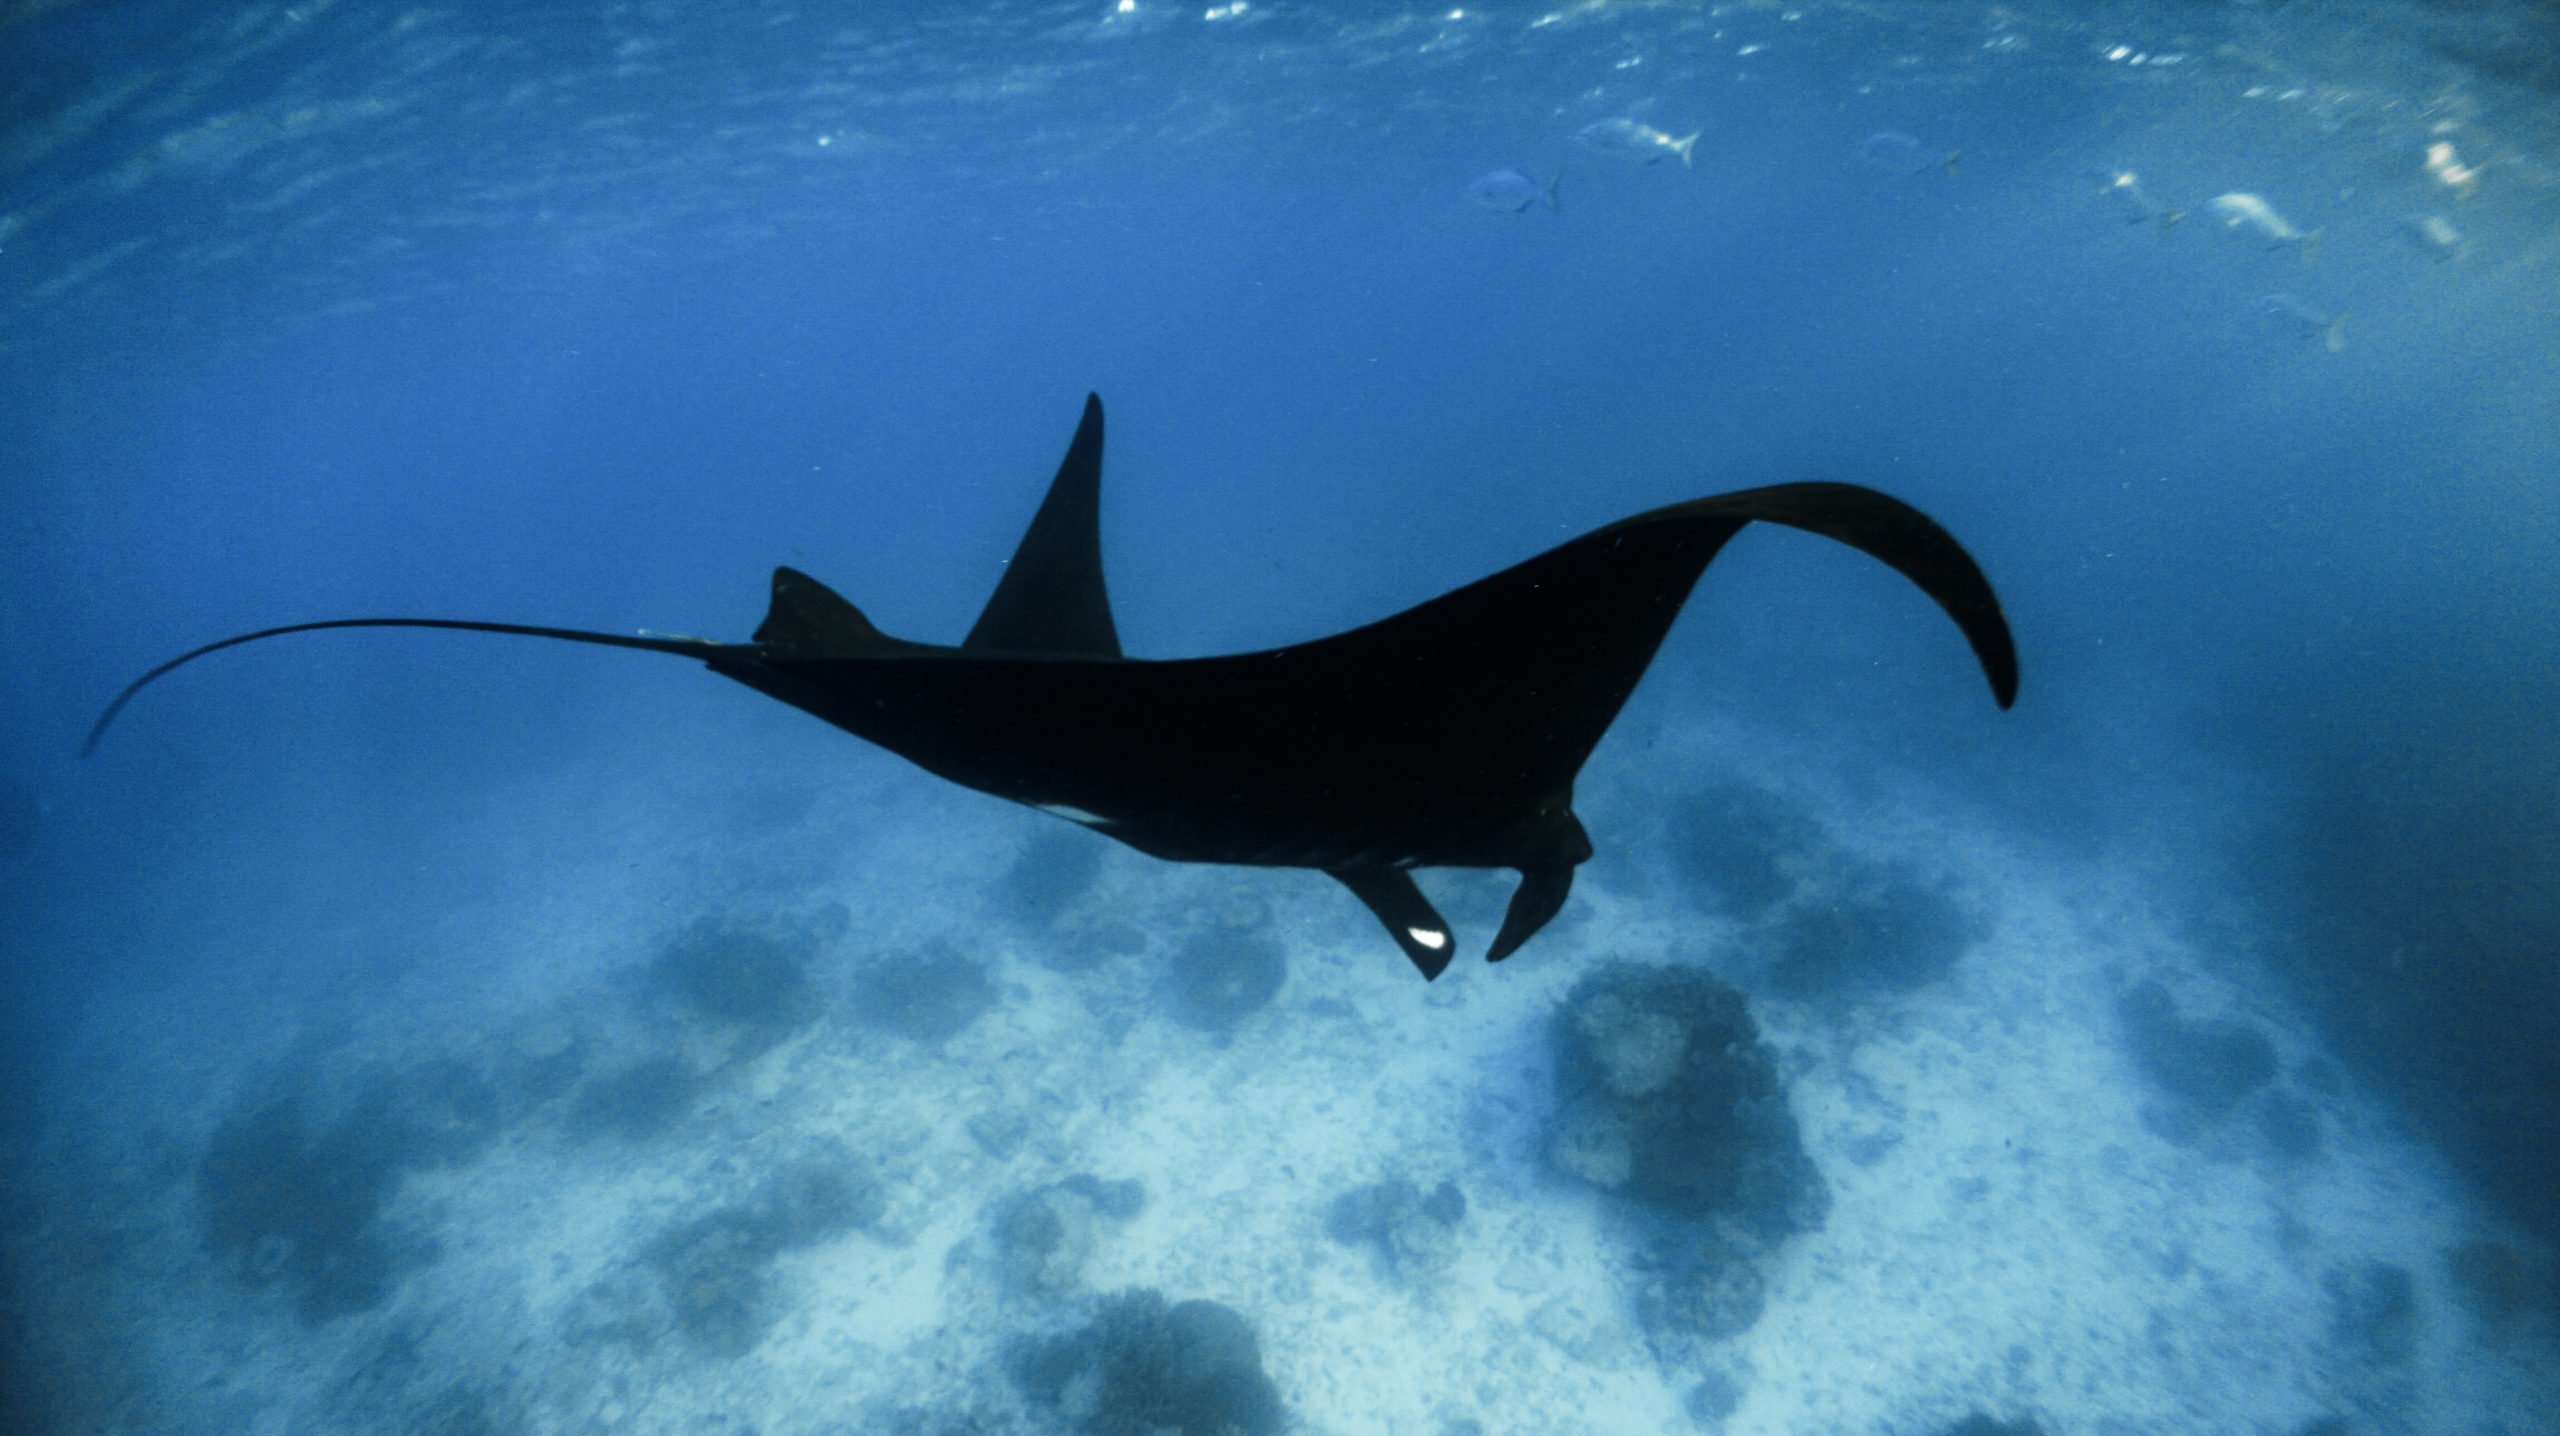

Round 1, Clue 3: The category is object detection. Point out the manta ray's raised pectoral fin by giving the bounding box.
[965,392,1120,659]
[1328,867,1456,980]
[1655,482,2019,709]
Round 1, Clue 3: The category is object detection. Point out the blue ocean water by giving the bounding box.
[4,2,2557,1432]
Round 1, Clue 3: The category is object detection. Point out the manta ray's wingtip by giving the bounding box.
[1693,481,2019,714]
[1979,621,2020,710]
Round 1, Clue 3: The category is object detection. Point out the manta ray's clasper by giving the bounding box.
[85,394,2017,978]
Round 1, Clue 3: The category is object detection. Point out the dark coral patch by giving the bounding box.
[1009,1288,1285,1436]
[2116,980,2278,1126]
[627,1146,882,1359]
[1002,824,1107,930]
[852,945,1000,1044]
[649,916,821,1043]
[564,1055,701,1143]
[1763,867,1983,999]
[1666,781,1823,920]
[1322,1176,1466,1279]
[1545,962,1827,1236]
[1159,923,1285,1038]
[195,1058,511,1323]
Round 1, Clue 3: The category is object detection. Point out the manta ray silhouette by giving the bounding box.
[86,394,2016,978]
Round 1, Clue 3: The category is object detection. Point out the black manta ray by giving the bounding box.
[86,395,2017,978]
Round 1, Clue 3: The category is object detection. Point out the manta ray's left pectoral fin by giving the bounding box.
[1487,865,1575,965]
[1328,867,1456,980]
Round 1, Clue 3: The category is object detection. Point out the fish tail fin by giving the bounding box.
[1942,148,1962,177]
[1672,131,1701,168]
[2325,314,2348,353]
[1545,171,1563,214]
[2158,209,2186,237]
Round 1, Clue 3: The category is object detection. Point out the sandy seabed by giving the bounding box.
[11,717,2554,1436]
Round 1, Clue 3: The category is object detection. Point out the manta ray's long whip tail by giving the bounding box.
[81,618,728,757]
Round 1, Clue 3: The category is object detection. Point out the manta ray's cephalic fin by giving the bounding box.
[1488,864,1578,965]
[1327,867,1456,979]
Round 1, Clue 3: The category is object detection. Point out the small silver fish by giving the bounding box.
[2094,169,2182,234]
[2401,212,2463,261]
[2424,140,2480,198]
[2210,192,2316,253]
[2258,293,2346,352]
[1467,168,1561,214]
[1860,131,1959,177]
[1576,118,1701,168]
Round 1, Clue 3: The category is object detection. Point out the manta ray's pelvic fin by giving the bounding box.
[965,392,1120,659]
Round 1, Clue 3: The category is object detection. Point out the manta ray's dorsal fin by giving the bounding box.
[964,393,1121,658]
[754,567,896,655]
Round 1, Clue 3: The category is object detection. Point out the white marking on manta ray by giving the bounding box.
[1035,802,1108,825]
[1409,926,1449,951]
